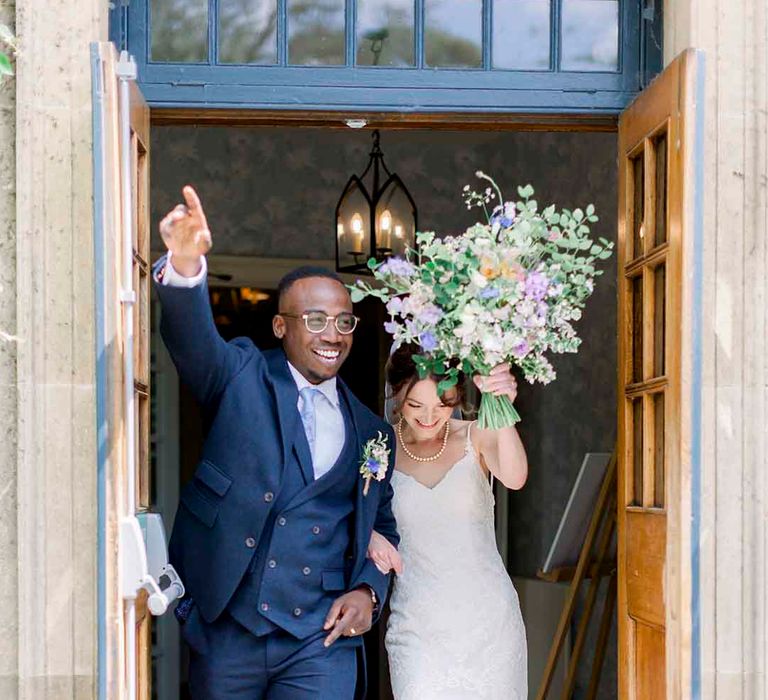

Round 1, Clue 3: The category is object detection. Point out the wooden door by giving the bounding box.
[93,42,152,700]
[617,50,699,699]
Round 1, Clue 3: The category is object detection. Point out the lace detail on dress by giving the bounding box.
[386,423,527,699]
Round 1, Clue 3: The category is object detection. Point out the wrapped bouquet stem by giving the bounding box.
[351,172,614,430]
[476,390,522,430]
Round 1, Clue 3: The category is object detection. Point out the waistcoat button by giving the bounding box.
[264,492,274,503]
[293,608,302,617]
[268,559,277,569]
[245,537,256,548]
[302,566,311,575]
[261,602,269,612]
[312,526,321,535]
[277,516,287,526]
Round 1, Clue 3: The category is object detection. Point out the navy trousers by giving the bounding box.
[183,607,359,700]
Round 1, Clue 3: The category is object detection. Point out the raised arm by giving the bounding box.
[472,365,529,490]
[155,187,249,406]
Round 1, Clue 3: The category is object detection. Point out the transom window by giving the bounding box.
[119,0,660,112]
[148,0,619,72]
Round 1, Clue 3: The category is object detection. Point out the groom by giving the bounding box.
[154,186,399,699]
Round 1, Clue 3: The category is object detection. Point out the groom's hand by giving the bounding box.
[158,185,212,277]
[323,587,373,647]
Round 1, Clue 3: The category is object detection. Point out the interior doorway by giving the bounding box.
[149,123,619,700]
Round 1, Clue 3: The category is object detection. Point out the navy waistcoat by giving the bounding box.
[228,392,359,638]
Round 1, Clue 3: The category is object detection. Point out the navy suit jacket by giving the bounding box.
[154,260,399,626]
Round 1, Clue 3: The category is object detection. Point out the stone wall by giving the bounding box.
[0,2,18,699]
[7,0,108,697]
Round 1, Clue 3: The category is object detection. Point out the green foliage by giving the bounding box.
[0,24,15,78]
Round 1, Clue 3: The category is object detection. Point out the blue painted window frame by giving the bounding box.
[116,0,658,113]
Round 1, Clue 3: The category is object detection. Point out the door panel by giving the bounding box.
[93,42,152,700]
[617,50,697,699]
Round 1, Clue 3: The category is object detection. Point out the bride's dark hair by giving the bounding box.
[385,343,466,416]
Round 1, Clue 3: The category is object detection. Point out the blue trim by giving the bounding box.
[640,0,664,87]
[109,2,127,49]
[551,0,562,71]
[90,42,108,700]
[124,0,644,113]
[414,0,424,70]
[690,50,705,700]
[278,0,287,66]
[209,0,218,67]
[482,0,492,71]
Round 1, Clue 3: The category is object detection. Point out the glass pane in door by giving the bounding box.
[631,398,643,506]
[653,133,668,246]
[653,264,666,376]
[631,153,645,259]
[653,392,665,507]
[631,275,644,383]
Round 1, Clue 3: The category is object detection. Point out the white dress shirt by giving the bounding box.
[161,253,346,480]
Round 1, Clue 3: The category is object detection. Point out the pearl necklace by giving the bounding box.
[397,417,451,463]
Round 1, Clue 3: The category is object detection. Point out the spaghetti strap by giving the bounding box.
[466,420,474,447]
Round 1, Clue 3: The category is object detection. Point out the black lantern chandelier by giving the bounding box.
[335,130,417,273]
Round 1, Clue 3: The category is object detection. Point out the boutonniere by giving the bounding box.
[360,432,390,496]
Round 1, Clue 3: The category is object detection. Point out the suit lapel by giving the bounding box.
[264,349,315,484]
[337,380,374,569]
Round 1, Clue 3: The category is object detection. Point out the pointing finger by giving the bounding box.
[183,186,203,214]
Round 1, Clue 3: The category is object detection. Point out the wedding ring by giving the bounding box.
[349,628,357,635]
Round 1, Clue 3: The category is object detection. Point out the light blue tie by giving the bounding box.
[299,387,321,460]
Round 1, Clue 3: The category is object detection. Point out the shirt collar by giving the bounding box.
[287,361,340,408]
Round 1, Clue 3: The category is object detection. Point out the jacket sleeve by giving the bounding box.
[350,426,399,622]
[153,254,251,406]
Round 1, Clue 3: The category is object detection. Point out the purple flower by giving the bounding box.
[512,340,530,358]
[419,304,444,325]
[480,286,500,300]
[491,202,516,228]
[386,297,404,315]
[378,257,416,278]
[365,458,380,474]
[525,271,549,301]
[419,331,439,352]
[384,321,398,334]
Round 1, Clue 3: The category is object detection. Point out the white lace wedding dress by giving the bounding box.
[385,425,528,699]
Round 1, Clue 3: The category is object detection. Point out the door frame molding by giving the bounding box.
[135,81,703,699]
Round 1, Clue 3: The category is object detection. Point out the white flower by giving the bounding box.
[471,272,488,289]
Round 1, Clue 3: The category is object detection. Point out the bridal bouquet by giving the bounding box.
[350,172,614,429]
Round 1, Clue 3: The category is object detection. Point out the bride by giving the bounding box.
[368,343,529,700]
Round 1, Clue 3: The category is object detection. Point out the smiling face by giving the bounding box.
[399,378,458,440]
[272,276,354,384]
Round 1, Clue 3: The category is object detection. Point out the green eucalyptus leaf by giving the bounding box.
[0,53,12,76]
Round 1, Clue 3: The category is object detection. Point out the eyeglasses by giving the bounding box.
[280,311,359,335]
